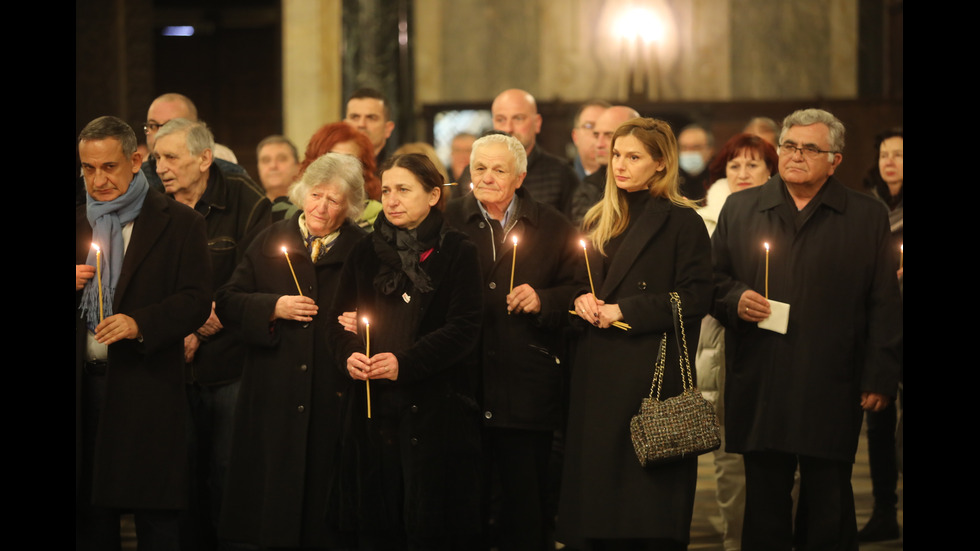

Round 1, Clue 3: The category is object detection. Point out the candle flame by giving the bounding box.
[764,242,770,251]
[91,243,100,252]
[900,244,903,252]
[512,236,518,245]
[281,246,288,254]
[580,239,587,250]
[362,317,369,325]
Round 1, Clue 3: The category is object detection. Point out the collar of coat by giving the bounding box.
[455,187,546,231]
[758,174,848,214]
[261,213,362,267]
[599,194,674,298]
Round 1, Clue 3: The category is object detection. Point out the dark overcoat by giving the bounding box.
[75,188,213,509]
[326,222,484,539]
[215,215,363,547]
[557,194,712,545]
[444,190,581,430]
[711,176,902,461]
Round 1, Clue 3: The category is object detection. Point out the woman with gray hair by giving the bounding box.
[214,152,366,549]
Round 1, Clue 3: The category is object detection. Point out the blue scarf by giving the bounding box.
[80,170,149,332]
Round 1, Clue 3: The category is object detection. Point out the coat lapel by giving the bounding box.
[114,191,170,309]
[599,197,670,298]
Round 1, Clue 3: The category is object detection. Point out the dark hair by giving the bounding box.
[573,99,612,126]
[300,122,380,200]
[708,133,778,183]
[347,87,390,120]
[863,127,903,208]
[256,134,299,162]
[380,153,447,211]
[78,116,138,156]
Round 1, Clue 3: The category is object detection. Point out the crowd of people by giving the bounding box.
[76,88,903,551]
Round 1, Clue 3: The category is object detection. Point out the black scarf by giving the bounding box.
[371,208,446,296]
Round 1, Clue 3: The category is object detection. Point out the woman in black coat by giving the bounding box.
[328,153,483,551]
[559,118,713,551]
[215,153,367,549]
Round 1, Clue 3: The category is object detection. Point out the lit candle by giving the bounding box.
[363,317,372,419]
[281,246,303,296]
[899,244,903,270]
[509,236,518,293]
[581,239,596,296]
[92,243,103,323]
[764,242,770,299]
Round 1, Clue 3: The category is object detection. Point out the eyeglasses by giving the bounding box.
[778,142,836,159]
[143,122,165,134]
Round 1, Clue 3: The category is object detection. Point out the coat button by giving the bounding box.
[484,411,493,419]
[478,222,486,228]
[410,405,418,413]
[637,281,647,290]
[299,364,308,372]
[410,437,419,446]
[489,282,496,290]
[297,405,305,413]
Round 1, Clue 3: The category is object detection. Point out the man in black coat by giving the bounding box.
[444,134,580,551]
[152,117,272,548]
[76,116,212,549]
[711,109,902,550]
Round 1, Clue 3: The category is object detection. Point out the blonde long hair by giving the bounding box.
[582,117,696,254]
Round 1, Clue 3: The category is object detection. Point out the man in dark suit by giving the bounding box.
[445,134,581,551]
[712,109,902,550]
[76,116,212,550]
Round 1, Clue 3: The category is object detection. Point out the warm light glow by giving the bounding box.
[362,317,369,325]
[764,242,770,251]
[281,246,287,253]
[91,243,100,253]
[580,239,587,250]
[512,236,518,245]
[614,7,664,44]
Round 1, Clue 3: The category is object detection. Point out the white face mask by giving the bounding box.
[679,151,706,175]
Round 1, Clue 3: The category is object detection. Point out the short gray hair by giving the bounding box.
[288,153,366,222]
[470,134,527,174]
[155,118,215,156]
[79,116,137,156]
[780,109,845,156]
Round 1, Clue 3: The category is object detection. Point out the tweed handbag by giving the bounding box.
[629,292,721,466]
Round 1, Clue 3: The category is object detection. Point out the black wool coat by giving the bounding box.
[557,193,713,545]
[75,189,213,509]
[326,218,484,539]
[711,176,902,462]
[215,215,363,548]
[444,190,581,430]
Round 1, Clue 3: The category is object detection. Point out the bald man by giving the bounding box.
[485,89,579,217]
[569,105,640,225]
[141,93,258,194]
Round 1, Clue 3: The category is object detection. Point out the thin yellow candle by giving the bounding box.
[509,235,518,293]
[92,243,104,323]
[764,242,770,299]
[899,244,903,270]
[581,239,596,296]
[363,317,372,419]
[570,239,630,330]
[281,246,303,296]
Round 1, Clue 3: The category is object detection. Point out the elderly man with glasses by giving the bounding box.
[710,108,903,550]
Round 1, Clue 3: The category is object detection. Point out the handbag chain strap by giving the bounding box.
[647,292,695,400]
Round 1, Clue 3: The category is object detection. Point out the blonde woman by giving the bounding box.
[560,118,712,551]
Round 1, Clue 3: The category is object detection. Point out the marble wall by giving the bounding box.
[281,0,865,144]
